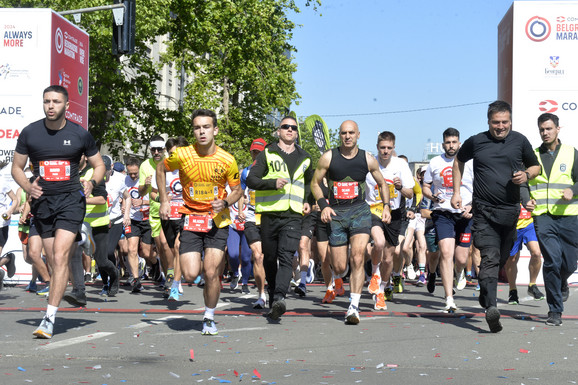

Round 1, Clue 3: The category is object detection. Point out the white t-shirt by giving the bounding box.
[365,156,415,211]
[125,175,149,221]
[151,169,184,220]
[106,171,128,225]
[0,182,14,228]
[423,154,474,213]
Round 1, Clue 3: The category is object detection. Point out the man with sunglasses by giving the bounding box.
[246,116,314,321]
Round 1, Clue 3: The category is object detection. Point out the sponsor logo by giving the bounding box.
[538,100,578,113]
[55,28,63,54]
[561,163,567,172]
[550,56,560,68]
[545,56,565,77]
[526,16,551,42]
[63,140,71,146]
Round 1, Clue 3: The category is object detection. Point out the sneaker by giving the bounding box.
[242,284,250,294]
[416,274,426,287]
[197,277,205,287]
[545,311,562,326]
[168,287,180,302]
[100,285,109,297]
[253,297,266,309]
[485,306,503,333]
[508,289,519,305]
[527,284,545,300]
[138,258,146,279]
[444,297,458,313]
[455,269,467,291]
[229,274,240,290]
[294,283,307,297]
[427,272,436,294]
[130,278,142,293]
[322,289,336,304]
[201,318,218,335]
[193,275,202,285]
[306,260,315,284]
[36,286,50,296]
[26,280,38,293]
[475,283,480,291]
[84,273,92,283]
[33,317,54,339]
[393,275,404,293]
[561,280,569,302]
[368,274,381,295]
[108,272,120,297]
[267,299,286,320]
[374,292,387,310]
[5,252,16,278]
[63,291,87,307]
[334,277,345,296]
[384,287,394,301]
[406,264,417,280]
[345,305,360,325]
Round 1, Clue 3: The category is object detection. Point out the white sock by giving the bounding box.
[372,263,381,275]
[204,307,215,320]
[380,281,388,292]
[46,304,58,323]
[350,293,361,308]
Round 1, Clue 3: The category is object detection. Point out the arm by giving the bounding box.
[311,151,335,223]
[245,151,279,190]
[11,152,43,199]
[367,154,391,224]
[394,176,414,200]
[82,152,105,197]
[138,162,152,197]
[122,190,132,226]
[212,183,243,213]
[450,159,465,210]
[156,160,170,220]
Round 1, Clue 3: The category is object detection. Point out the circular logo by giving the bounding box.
[78,77,84,96]
[526,16,551,42]
[539,100,558,113]
[55,28,64,53]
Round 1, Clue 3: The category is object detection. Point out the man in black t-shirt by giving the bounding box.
[451,100,540,333]
[12,85,105,339]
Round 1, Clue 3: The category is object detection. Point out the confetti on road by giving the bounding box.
[253,369,261,379]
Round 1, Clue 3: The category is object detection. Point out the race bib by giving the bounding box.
[255,213,261,226]
[370,202,384,218]
[233,218,245,231]
[388,183,398,199]
[189,182,218,201]
[141,207,150,221]
[39,160,70,181]
[460,233,471,243]
[333,181,358,199]
[249,190,256,206]
[519,206,532,219]
[170,200,184,219]
[184,214,213,233]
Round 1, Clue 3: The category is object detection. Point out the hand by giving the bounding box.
[123,215,131,227]
[145,175,152,185]
[80,178,94,197]
[562,188,574,201]
[132,198,143,207]
[461,204,473,219]
[211,197,227,212]
[393,176,402,190]
[238,211,246,221]
[28,177,43,199]
[512,171,527,185]
[406,210,415,220]
[275,178,288,189]
[303,203,311,215]
[450,193,462,210]
[381,207,391,224]
[159,201,170,220]
[320,206,336,223]
[526,199,536,211]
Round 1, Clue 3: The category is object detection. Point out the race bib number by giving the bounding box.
[233,218,245,231]
[333,181,358,199]
[441,167,453,188]
[387,182,398,199]
[249,190,256,206]
[141,207,150,221]
[189,182,218,201]
[519,206,532,219]
[170,200,184,219]
[39,160,70,181]
[184,214,213,233]
[460,233,471,243]
[370,202,384,218]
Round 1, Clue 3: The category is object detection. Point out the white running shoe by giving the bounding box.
[345,305,360,325]
[407,264,417,280]
[444,297,458,313]
[455,269,467,291]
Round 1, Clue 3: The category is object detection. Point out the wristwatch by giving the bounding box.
[223,200,229,209]
[90,179,97,188]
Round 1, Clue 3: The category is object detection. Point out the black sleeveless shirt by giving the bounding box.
[327,147,369,207]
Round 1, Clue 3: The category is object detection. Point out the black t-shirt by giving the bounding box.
[457,130,539,207]
[15,119,99,195]
[327,147,368,207]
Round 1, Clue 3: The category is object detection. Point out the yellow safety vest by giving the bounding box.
[83,168,110,227]
[255,149,310,215]
[528,144,578,216]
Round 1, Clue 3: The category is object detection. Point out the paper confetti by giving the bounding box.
[17,367,26,372]
[519,349,529,354]
[190,349,194,360]
[234,370,239,377]
[253,369,261,379]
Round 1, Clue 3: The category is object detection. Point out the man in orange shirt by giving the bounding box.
[157,109,242,335]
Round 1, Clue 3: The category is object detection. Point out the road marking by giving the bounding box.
[38,332,116,351]
[128,315,184,329]
[155,326,267,336]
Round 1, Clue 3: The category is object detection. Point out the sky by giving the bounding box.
[289,0,537,162]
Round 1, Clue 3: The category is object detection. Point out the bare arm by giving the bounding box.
[212,183,243,213]
[83,152,105,197]
[156,161,169,220]
[11,152,40,197]
[450,159,465,210]
[311,151,336,223]
[367,154,391,224]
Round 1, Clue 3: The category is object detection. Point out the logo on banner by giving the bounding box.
[526,16,551,42]
[545,56,565,77]
[550,56,560,67]
[55,28,63,53]
[538,100,578,113]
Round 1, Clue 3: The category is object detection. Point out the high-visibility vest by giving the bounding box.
[528,144,578,216]
[255,149,310,214]
[83,168,110,227]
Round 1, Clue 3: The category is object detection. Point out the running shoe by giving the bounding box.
[193,275,202,285]
[138,258,146,279]
[26,280,38,293]
[374,292,387,310]
[416,274,426,287]
[368,274,381,295]
[334,277,345,296]
[475,283,480,291]
[294,283,307,297]
[384,287,393,301]
[163,274,175,298]
[100,285,109,297]
[485,306,503,333]
[130,278,142,293]
[406,264,417,280]
[508,289,519,305]
[267,299,286,320]
[201,318,218,335]
[252,297,266,309]
[229,274,240,290]
[561,280,569,302]
[392,275,404,293]
[242,284,250,294]
[84,272,92,283]
[108,272,120,297]
[36,285,50,296]
[527,284,545,300]
[455,269,467,291]
[427,271,436,294]
[545,311,562,326]
[322,289,336,304]
[168,287,180,302]
[33,317,54,339]
[444,297,458,313]
[306,260,315,284]
[345,305,360,325]
[63,291,87,307]
[5,252,16,278]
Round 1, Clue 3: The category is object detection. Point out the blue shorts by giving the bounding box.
[510,221,538,256]
[328,203,371,247]
[431,210,472,247]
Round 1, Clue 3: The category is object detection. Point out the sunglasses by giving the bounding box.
[279,124,298,131]
[151,147,164,153]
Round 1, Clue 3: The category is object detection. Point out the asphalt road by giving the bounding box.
[1,278,577,385]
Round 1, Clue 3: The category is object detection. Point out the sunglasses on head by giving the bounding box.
[279,124,298,131]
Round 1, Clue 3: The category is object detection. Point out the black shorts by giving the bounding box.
[314,212,330,243]
[399,216,409,238]
[301,212,316,238]
[371,209,403,247]
[244,221,261,245]
[126,219,153,245]
[161,218,182,249]
[179,226,229,254]
[0,225,8,248]
[30,191,86,239]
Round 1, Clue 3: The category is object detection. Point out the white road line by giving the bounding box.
[155,326,267,336]
[38,332,116,351]
[127,315,185,329]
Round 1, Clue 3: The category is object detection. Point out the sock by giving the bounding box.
[380,281,388,292]
[528,283,536,287]
[326,285,333,291]
[172,279,180,289]
[46,304,58,323]
[167,268,174,277]
[372,263,381,275]
[350,293,361,308]
[466,270,472,277]
[419,264,426,274]
[300,270,307,284]
[392,271,401,277]
[204,307,215,320]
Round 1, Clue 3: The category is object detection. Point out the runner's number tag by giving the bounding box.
[333,181,358,199]
[184,214,213,233]
[39,160,70,181]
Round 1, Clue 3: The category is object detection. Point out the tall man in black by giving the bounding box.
[451,100,540,333]
[12,85,105,339]
[246,116,313,321]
